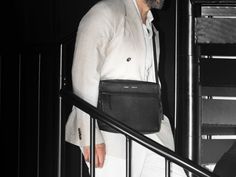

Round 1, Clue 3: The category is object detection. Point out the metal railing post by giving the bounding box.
[58,44,63,177]
[37,53,41,177]
[165,159,171,177]
[90,118,96,177]
[80,151,83,177]
[126,137,132,177]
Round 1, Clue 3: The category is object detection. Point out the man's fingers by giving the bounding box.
[83,144,106,168]
[95,152,99,167]
[83,146,90,162]
[96,144,106,168]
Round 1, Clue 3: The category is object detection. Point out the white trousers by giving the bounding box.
[86,116,187,177]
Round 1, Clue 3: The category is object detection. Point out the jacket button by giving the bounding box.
[78,128,82,140]
[126,57,131,62]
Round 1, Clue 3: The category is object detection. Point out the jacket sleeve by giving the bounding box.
[65,4,113,147]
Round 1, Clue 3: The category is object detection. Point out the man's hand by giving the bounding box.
[83,143,106,168]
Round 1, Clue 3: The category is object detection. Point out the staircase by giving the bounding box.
[194,0,236,171]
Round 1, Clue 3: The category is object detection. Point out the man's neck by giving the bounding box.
[136,0,150,24]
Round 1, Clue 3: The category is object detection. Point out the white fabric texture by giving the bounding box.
[65,0,161,147]
[133,0,155,82]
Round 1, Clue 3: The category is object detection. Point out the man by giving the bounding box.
[65,0,187,176]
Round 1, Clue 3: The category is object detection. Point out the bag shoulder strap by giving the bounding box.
[152,25,159,83]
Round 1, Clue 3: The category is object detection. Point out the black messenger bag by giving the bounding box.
[97,25,163,133]
[97,79,163,133]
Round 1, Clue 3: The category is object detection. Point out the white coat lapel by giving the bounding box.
[122,0,146,67]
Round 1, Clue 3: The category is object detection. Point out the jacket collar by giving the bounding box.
[122,0,147,65]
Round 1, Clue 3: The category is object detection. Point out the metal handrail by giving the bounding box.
[60,88,219,177]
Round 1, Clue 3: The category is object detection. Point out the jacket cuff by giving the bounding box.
[82,123,105,147]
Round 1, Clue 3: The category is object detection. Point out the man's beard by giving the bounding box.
[145,0,165,9]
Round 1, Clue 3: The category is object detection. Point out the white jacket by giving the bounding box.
[65,0,165,147]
